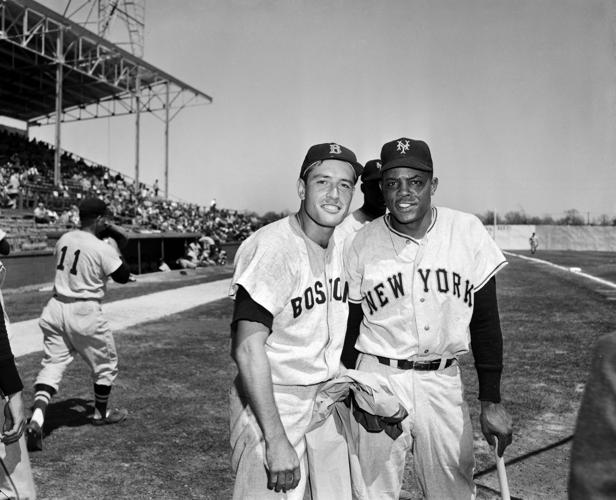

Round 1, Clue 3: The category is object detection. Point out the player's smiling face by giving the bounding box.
[381,166,437,236]
[298,159,356,229]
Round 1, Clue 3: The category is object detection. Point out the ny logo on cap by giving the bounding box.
[329,143,342,155]
[376,161,382,170]
[397,140,410,155]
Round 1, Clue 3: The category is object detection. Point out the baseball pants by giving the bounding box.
[229,378,351,500]
[35,297,119,391]
[0,400,37,500]
[350,353,476,500]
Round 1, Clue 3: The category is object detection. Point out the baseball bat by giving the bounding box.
[493,438,510,500]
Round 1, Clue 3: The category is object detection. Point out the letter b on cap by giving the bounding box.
[329,144,342,154]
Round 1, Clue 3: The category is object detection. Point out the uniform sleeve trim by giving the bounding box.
[475,260,508,291]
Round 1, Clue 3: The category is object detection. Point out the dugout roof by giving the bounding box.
[0,0,212,125]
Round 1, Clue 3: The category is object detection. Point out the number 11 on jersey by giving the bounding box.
[57,246,81,275]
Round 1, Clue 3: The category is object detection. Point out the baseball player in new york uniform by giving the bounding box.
[26,198,131,452]
[344,138,513,499]
[229,143,362,499]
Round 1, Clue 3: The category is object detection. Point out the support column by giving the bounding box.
[164,81,170,199]
[134,70,141,188]
[54,29,64,187]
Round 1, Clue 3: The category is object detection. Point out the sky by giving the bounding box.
[10,0,616,219]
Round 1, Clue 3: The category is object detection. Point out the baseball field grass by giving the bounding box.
[8,250,616,499]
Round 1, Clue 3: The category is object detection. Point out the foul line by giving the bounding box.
[10,278,232,358]
[504,251,616,290]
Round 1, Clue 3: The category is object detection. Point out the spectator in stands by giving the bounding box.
[33,202,50,224]
[5,170,20,209]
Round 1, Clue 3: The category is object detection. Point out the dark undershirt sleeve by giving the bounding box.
[231,285,274,332]
[341,303,363,368]
[0,300,23,396]
[470,276,503,403]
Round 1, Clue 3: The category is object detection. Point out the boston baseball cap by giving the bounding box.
[300,142,363,182]
[79,197,109,218]
[361,159,382,182]
[380,137,433,174]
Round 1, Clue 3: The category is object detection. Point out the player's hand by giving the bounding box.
[264,435,301,493]
[480,401,513,457]
[1,392,26,444]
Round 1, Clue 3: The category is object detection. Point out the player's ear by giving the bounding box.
[430,177,438,195]
[297,178,306,200]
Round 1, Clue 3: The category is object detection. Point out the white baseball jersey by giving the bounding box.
[53,230,122,300]
[230,214,349,386]
[344,206,507,360]
[334,208,374,245]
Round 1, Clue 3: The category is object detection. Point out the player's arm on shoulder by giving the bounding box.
[470,277,513,456]
[230,286,300,493]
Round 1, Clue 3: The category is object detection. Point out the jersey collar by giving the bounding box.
[384,207,438,244]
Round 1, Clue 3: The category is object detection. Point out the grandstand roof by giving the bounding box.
[0,0,212,125]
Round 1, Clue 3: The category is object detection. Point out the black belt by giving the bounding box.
[53,294,100,303]
[376,356,455,371]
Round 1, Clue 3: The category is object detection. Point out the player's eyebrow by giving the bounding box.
[384,173,424,181]
[311,173,353,182]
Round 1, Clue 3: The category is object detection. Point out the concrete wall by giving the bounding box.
[486,224,616,251]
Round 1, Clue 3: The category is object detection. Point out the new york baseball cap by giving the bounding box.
[79,197,109,218]
[300,142,363,182]
[361,159,382,182]
[380,137,433,174]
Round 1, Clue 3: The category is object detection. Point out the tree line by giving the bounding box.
[476,209,616,226]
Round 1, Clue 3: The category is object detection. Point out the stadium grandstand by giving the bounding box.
[0,0,260,282]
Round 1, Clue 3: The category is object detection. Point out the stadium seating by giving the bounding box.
[0,129,261,254]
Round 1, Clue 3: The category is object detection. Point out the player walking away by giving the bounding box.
[529,232,538,254]
[0,230,37,499]
[343,137,513,499]
[568,330,616,499]
[26,198,131,452]
[229,143,362,499]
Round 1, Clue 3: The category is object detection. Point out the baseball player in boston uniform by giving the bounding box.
[343,138,513,499]
[26,198,131,452]
[229,143,362,499]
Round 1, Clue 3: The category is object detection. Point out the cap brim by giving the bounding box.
[381,158,432,174]
[303,158,363,183]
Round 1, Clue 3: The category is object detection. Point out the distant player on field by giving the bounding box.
[26,198,131,452]
[343,137,513,499]
[529,232,538,254]
[229,142,362,499]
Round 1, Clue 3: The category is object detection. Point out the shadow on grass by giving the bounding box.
[42,397,94,438]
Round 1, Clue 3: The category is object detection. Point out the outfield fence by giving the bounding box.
[487,224,616,251]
